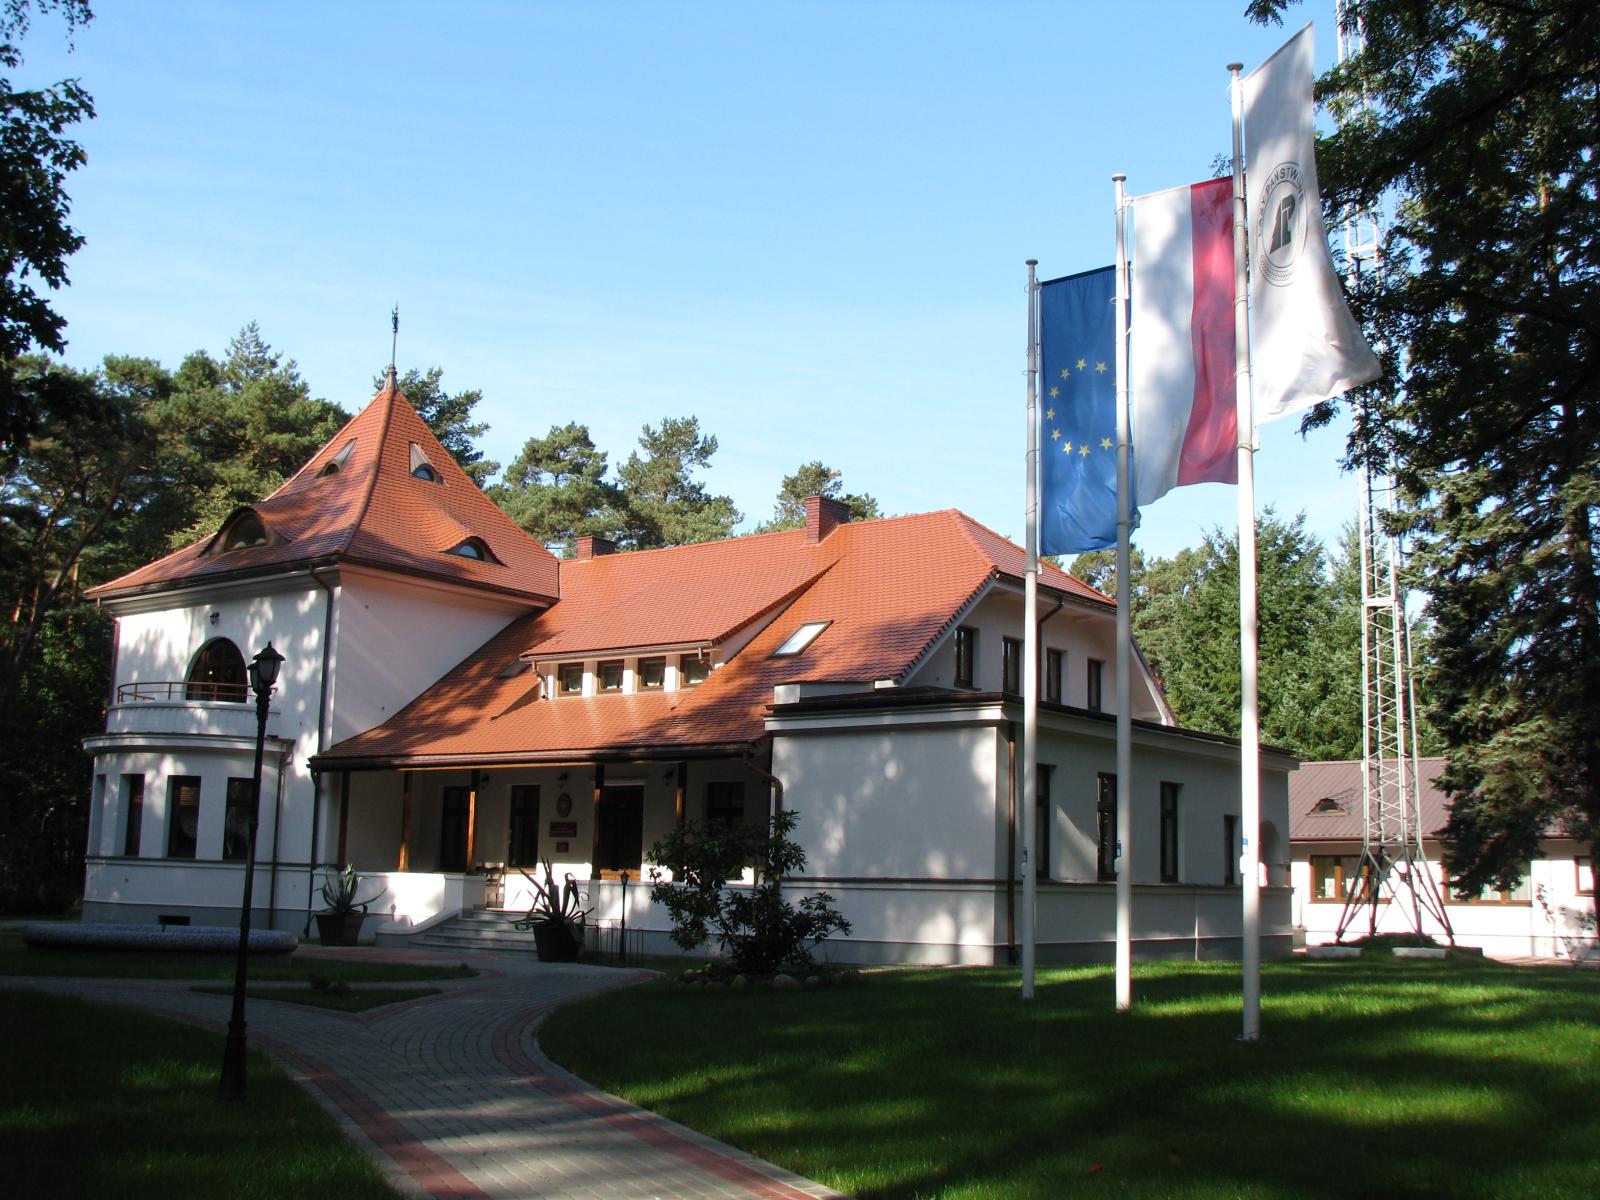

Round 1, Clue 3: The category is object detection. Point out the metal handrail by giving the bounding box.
[116,680,250,704]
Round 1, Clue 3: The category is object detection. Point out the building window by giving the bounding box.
[637,657,666,690]
[187,638,247,702]
[508,785,540,867]
[1002,636,1022,695]
[439,786,471,872]
[220,510,268,552]
[771,620,830,657]
[706,781,745,830]
[1036,765,1053,881]
[1159,782,1180,883]
[1087,658,1105,712]
[1096,773,1117,881]
[597,660,624,692]
[223,778,253,861]
[557,663,584,695]
[122,774,145,857]
[167,776,200,859]
[1044,648,1063,704]
[1444,863,1531,904]
[954,626,976,688]
[1579,856,1595,897]
[596,785,644,876]
[1223,814,1238,886]
[1228,812,1241,889]
[679,654,709,687]
[409,443,440,482]
[446,537,498,562]
[1311,855,1375,902]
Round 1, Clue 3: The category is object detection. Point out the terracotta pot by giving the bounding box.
[316,911,366,947]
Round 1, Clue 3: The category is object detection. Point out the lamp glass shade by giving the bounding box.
[249,642,285,693]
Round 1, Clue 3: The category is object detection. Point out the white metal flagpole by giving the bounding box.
[1022,258,1040,1001]
[1112,176,1134,1013]
[1229,62,1262,1042]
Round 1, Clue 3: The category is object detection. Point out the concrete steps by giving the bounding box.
[408,908,539,953]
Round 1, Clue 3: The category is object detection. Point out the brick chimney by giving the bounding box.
[803,495,851,544]
[574,535,617,560]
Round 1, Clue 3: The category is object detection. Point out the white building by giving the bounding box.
[1289,758,1597,960]
[82,383,1295,964]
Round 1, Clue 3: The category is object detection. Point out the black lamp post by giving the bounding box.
[219,641,284,1100]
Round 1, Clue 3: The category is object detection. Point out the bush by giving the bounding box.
[647,810,850,976]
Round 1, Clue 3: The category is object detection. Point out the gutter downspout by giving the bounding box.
[304,567,338,936]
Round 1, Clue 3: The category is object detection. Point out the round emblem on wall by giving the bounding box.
[1254,161,1307,288]
[556,793,572,817]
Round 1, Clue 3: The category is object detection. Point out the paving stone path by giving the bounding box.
[3,950,847,1200]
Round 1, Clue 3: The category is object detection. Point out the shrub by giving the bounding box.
[647,810,850,975]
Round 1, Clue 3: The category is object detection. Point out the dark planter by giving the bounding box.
[532,920,582,962]
[316,910,366,947]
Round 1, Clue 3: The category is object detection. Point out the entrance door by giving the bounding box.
[508,785,540,867]
[595,785,644,877]
[440,786,470,872]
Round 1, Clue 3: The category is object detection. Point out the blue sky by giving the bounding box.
[21,0,1357,561]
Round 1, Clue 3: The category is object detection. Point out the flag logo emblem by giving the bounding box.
[1255,161,1306,287]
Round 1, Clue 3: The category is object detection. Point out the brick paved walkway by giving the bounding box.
[3,953,847,1200]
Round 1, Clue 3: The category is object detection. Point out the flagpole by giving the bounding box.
[1022,258,1040,1001]
[1112,175,1134,1013]
[1229,61,1262,1042]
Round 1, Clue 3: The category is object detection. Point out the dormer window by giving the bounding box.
[771,620,830,658]
[637,657,666,690]
[446,537,498,563]
[597,660,624,692]
[319,439,356,476]
[409,443,440,482]
[557,663,584,695]
[219,511,269,552]
[1311,797,1347,815]
[679,654,709,687]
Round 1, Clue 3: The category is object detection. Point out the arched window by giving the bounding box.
[319,439,356,476]
[220,511,268,552]
[409,443,440,482]
[446,537,498,563]
[186,638,247,702]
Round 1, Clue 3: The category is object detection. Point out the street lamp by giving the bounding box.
[219,641,284,1100]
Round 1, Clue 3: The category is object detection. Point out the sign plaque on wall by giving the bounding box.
[548,821,578,838]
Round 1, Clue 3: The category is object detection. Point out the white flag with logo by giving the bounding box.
[1245,23,1381,423]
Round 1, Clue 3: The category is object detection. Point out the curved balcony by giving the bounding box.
[106,680,276,740]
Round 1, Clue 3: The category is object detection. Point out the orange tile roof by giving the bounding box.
[88,386,560,604]
[317,510,1110,766]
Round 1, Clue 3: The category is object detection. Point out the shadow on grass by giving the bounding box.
[539,960,1600,1200]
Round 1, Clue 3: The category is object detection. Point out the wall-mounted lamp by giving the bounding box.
[209,611,220,626]
[557,771,568,784]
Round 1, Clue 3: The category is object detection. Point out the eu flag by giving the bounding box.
[1039,266,1119,556]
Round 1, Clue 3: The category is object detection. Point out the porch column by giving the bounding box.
[335,771,351,865]
[589,762,606,877]
[466,768,480,868]
[398,771,413,872]
[674,761,687,827]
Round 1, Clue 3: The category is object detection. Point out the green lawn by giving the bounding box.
[539,958,1600,1200]
[0,928,475,982]
[0,989,400,1199]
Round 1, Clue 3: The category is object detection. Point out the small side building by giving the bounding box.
[1289,757,1597,960]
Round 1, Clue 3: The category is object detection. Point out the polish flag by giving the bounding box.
[1129,176,1238,509]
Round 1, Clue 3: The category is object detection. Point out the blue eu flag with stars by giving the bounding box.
[1039,266,1118,556]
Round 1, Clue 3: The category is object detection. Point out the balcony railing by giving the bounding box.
[116,680,249,704]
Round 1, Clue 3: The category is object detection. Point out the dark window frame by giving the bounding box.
[679,654,709,687]
[595,784,645,877]
[954,626,977,689]
[508,785,540,868]
[1086,658,1105,712]
[597,659,624,692]
[186,638,248,702]
[1159,782,1180,882]
[1223,814,1238,886]
[705,780,746,831]
[122,773,145,857]
[166,776,201,859]
[1443,862,1531,905]
[637,656,666,690]
[557,663,584,695]
[223,777,253,861]
[1579,855,1595,897]
[1044,648,1064,704]
[1002,636,1022,695]
[1035,764,1053,881]
[1096,772,1117,881]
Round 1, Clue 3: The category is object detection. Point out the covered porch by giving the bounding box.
[312,749,772,934]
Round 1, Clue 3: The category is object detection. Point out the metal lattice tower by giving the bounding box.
[1332,3,1453,944]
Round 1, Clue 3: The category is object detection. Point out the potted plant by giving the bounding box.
[316,863,383,946]
[514,860,592,962]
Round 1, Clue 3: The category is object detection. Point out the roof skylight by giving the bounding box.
[319,439,356,476]
[446,537,499,563]
[771,620,831,658]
